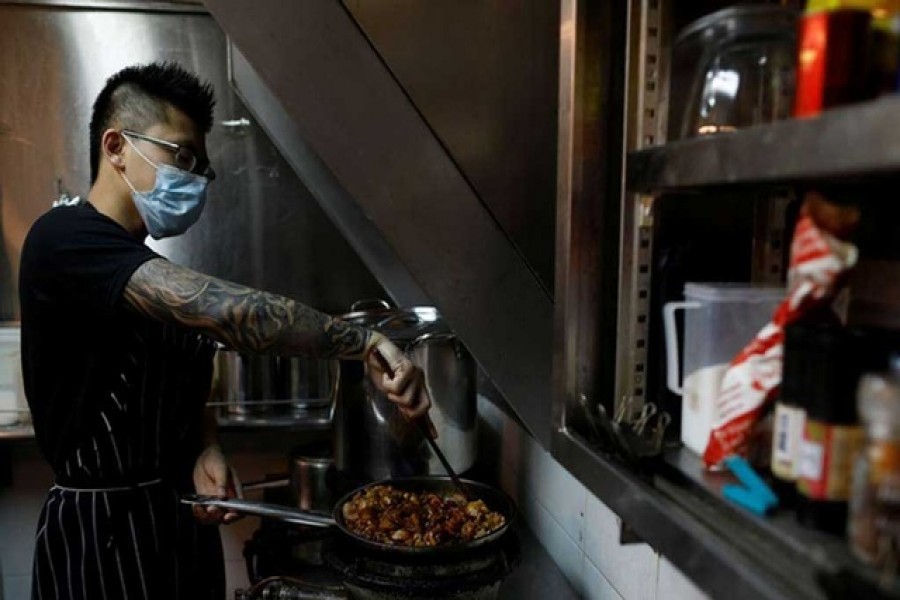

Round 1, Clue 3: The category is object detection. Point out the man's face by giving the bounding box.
[121,104,210,193]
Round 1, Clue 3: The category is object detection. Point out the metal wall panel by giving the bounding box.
[0,4,384,320]
[343,0,560,294]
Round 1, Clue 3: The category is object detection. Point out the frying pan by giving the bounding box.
[182,476,517,558]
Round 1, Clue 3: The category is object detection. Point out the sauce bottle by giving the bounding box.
[772,324,811,504]
[796,325,866,534]
[794,0,880,116]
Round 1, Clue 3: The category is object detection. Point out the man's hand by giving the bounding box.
[192,444,241,525]
[364,333,435,435]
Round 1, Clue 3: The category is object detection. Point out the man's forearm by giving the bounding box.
[124,258,374,358]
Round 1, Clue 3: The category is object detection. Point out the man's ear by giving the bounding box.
[102,129,126,169]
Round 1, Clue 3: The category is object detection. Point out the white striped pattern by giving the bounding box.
[31,320,222,598]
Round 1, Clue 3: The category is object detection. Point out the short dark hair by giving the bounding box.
[89,62,215,183]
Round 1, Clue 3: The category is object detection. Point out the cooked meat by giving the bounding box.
[341,485,506,547]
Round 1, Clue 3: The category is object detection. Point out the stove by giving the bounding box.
[238,520,521,600]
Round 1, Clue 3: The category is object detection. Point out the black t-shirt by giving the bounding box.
[19,203,216,487]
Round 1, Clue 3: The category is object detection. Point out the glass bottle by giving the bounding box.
[849,369,900,565]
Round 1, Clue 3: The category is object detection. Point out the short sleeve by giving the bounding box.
[19,205,161,317]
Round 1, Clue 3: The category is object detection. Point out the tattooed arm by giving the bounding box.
[124,257,373,359]
[124,258,432,418]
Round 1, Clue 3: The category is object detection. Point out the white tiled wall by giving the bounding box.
[479,397,709,600]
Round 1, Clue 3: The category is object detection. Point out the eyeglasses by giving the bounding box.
[121,130,216,180]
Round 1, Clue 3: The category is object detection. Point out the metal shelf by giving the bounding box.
[553,429,900,600]
[215,406,332,432]
[0,412,333,438]
[627,97,900,193]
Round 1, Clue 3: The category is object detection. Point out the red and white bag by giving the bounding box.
[702,208,859,468]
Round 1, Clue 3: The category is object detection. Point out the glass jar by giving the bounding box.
[849,371,900,564]
[671,6,798,139]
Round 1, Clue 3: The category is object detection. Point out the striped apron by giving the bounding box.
[30,318,223,600]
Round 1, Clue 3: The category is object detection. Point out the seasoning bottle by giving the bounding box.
[771,323,811,504]
[866,1,900,95]
[794,0,877,117]
[849,366,900,565]
[796,325,866,534]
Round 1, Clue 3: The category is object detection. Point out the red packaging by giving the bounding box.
[794,9,873,117]
[703,212,858,468]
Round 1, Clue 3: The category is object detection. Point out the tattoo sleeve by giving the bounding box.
[124,258,372,358]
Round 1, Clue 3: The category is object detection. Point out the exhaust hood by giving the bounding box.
[204,0,556,447]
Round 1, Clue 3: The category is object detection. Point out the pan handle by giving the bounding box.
[181,495,336,528]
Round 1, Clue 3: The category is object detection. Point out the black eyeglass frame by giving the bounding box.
[121,129,215,180]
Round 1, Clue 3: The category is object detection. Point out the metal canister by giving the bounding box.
[289,447,336,512]
[213,346,339,420]
[281,356,340,413]
[213,347,280,419]
[333,300,478,482]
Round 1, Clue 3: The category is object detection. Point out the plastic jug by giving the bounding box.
[664,283,784,455]
[0,326,23,426]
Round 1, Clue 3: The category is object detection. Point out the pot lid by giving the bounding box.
[338,299,450,342]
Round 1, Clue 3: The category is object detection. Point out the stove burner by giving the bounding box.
[324,534,520,600]
[240,523,521,600]
[243,524,344,589]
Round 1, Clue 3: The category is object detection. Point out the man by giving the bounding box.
[20,62,430,599]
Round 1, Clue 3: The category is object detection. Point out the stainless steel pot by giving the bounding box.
[282,356,340,413]
[334,300,478,482]
[213,346,339,419]
[214,347,278,419]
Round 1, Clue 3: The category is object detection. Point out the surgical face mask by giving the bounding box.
[119,137,209,240]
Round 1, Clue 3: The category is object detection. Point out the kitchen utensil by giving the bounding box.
[240,477,290,493]
[577,393,642,468]
[631,402,658,437]
[183,476,516,558]
[664,283,784,455]
[673,6,797,139]
[371,349,473,501]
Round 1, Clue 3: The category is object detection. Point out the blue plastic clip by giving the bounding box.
[721,455,779,517]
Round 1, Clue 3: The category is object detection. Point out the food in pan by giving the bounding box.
[341,485,506,547]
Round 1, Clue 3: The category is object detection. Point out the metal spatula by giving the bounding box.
[373,349,474,501]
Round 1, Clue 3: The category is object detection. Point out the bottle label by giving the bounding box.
[798,421,865,501]
[798,438,824,482]
[772,403,806,481]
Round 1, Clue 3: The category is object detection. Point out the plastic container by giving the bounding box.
[0,326,24,426]
[664,283,784,455]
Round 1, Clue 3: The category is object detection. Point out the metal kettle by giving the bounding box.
[333,300,477,482]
